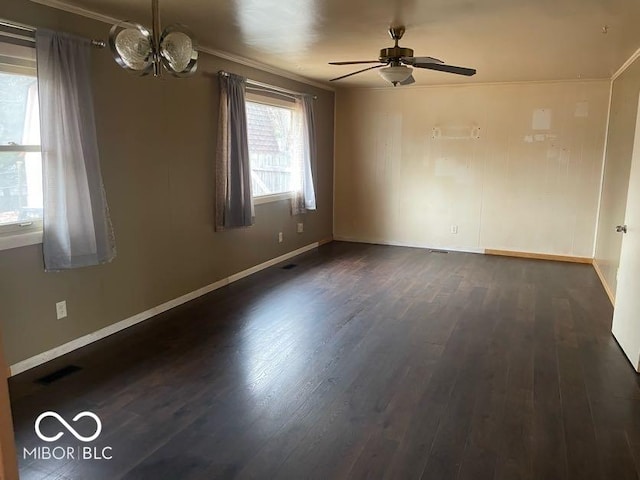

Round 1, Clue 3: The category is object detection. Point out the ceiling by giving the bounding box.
[40,0,640,87]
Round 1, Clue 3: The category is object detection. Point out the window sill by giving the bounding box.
[254,192,293,205]
[0,230,43,252]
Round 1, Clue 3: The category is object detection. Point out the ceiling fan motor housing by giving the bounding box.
[379,46,413,63]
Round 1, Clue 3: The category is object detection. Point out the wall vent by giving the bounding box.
[35,365,82,385]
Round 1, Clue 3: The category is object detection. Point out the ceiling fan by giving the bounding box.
[329,26,476,86]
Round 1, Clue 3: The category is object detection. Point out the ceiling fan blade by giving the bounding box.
[330,64,386,82]
[416,62,476,76]
[329,60,383,65]
[402,56,444,65]
[399,75,415,86]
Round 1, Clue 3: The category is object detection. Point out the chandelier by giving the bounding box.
[109,0,198,77]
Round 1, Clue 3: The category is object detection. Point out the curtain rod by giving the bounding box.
[0,18,106,48]
[219,71,318,100]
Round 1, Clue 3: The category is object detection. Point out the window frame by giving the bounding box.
[0,41,43,251]
[245,91,297,205]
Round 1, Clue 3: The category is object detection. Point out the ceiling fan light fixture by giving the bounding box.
[378,65,413,86]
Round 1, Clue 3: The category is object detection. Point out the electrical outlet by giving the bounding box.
[56,301,67,320]
[297,223,304,233]
[450,225,458,234]
[278,232,283,243]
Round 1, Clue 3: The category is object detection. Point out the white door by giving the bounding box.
[611,94,640,373]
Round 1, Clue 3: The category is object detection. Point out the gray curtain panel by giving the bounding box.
[292,94,317,215]
[216,72,254,230]
[36,30,116,271]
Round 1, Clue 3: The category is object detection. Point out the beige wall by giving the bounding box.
[594,57,640,300]
[334,81,609,257]
[0,0,334,366]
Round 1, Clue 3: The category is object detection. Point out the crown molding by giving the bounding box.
[612,46,640,82]
[352,77,609,92]
[30,0,121,24]
[28,0,334,92]
[197,46,333,91]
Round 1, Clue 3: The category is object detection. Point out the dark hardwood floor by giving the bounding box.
[9,242,640,480]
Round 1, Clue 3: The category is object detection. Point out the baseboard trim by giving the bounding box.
[485,249,592,264]
[592,259,616,306]
[318,236,334,246]
[9,238,332,376]
[333,236,485,255]
[334,237,593,263]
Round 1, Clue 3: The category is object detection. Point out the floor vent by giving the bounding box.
[35,365,82,385]
[282,263,297,270]
[429,249,450,254]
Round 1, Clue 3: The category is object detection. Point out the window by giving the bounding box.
[246,93,301,200]
[0,40,42,238]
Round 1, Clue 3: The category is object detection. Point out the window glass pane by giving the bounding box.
[0,71,40,146]
[0,151,42,225]
[246,101,293,196]
[0,68,42,227]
